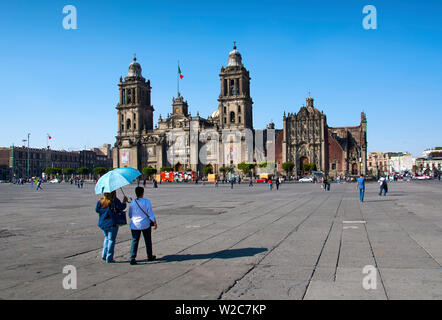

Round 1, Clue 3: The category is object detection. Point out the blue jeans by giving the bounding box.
[359,188,365,202]
[102,225,119,262]
[379,185,387,196]
[130,228,153,261]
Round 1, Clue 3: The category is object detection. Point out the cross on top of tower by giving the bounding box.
[133,53,137,61]
[233,41,237,50]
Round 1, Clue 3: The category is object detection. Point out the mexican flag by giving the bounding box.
[47,134,52,140]
[178,65,183,79]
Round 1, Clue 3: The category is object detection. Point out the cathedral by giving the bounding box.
[112,45,367,178]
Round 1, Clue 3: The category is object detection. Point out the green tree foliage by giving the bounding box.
[62,168,75,175]
[202,165,213,175]
[77,167,89,175]
[282,161,295,174]
[237,162,254,174]
[302,163,317,173]
[160,166,174,172]
[143,166,157,177]
[93,167,107,176]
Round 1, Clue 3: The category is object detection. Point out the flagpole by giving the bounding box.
[177,60,180,96]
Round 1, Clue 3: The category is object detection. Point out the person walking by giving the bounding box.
[230,178,234,189]
[95,191,128,263]
[153,178,158,188]
[215,178,218,187]
[268,178,273,191]
[80,179,84,188]
[357,174,366,202]
[249,177,253,187]
[379,176,388,196]
[322,176,327,191]
[275,178,280,190]
[36,179,43,191]
[129,187,157,265]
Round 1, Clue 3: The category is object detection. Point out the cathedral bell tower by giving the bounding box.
[218,43,253,129]
[114,55,154,169]
[117,55,154,137]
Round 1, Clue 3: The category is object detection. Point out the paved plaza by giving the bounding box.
[0,180,441,300]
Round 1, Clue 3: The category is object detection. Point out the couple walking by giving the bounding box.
[95,186,157,264]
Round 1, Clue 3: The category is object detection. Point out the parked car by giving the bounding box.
[49,178,60,183]
[255,178,267,183]
[299,177,313,183]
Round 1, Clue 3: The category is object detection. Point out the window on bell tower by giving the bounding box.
[230,111,235,123]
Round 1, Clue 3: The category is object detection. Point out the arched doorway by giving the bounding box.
[299,156,309,173]
[351,163,358,175]
[174,162,183,172]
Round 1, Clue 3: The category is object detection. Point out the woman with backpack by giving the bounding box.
[95,191,128,263]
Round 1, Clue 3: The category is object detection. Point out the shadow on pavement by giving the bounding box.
[159,247,268,262]
[113,248,268,265]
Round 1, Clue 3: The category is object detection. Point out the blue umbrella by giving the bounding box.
[94,167,141,195]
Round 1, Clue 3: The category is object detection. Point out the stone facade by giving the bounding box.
[113,46,257,176]
[113,46,367,178]
[282,97,367,177]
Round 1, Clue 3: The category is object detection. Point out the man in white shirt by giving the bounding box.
[128,187,158,265]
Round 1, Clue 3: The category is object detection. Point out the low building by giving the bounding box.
[0,145,114,181]
[415,149,442,174]
[367,151,415,176]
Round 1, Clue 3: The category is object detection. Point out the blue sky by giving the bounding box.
[0,0,441,157]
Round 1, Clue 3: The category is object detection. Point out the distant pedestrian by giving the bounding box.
[378,177,388,196]
[80,179,84,188]
[153,179,158,188]
[249,178,253,187]
[129,187,157,265]
[275,178,280,190]
[95,191,128,263]
[143,179,146,187]
[268,179,273,190]
[215,179,218,187]
[357,174,366,202]
[36,179,43,191]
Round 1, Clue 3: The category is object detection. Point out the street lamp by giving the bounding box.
[27,133,30,179]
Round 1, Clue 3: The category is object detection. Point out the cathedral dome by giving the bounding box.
[128,56,142,77]
[228,43,242,67]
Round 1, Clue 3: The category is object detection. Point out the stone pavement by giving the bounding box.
[0,180,441,300]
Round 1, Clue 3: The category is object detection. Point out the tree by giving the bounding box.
[77,167,89,179]
[160,166,174,172]
[142,166,157,179]
[302,163,316,173]
[93,167,107,177]
[237,162,254,176]
[282,161,295,177]
[62,168,74,175]
[258,161,268,168]
[202,165,213,176]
